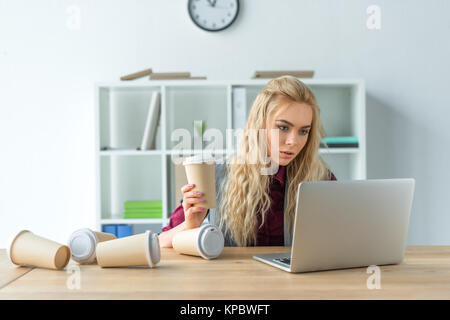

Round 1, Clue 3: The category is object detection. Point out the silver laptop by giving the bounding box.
[253,179,415,273]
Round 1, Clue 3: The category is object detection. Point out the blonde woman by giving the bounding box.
[159,76,336,247]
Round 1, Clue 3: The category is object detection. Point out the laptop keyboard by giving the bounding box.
[274,257,291,265]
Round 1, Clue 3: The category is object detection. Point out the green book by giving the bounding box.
[124,209,162,214]
[124,201,162,210]
[124,212,162,219]
[124,213,162,218]
[124,216,162,219]
[124,208,162,214]
[124,208,162,215]
[124,210,162,215]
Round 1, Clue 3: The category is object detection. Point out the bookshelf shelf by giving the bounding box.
[95,78,366,234]
[100,150,163,156]
[99,149,231,157]
[101,218,168,225]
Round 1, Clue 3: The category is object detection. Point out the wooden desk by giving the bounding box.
[0,250,34,290]
[0,246,450,299]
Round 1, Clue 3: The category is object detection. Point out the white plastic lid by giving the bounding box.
[67,228,97,264]
[182,154,215,166]
[145,230,161,268]
[196,224,224,259]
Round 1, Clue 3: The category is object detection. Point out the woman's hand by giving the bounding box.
[181,184,209,230]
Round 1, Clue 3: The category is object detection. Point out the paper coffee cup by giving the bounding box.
[96,230,160,268]
[68,228,117,264]
[8,230,71,270]
[183,155,216,209]
[172,224,224,259]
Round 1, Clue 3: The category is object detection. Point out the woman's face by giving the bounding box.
[266,97,313,166]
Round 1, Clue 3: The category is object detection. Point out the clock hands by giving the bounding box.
[208,0,232,10]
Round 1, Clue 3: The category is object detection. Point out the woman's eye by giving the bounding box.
[278,125,288,131]
[300,129,310,135]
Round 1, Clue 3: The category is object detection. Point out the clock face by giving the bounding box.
[188,0,239,32]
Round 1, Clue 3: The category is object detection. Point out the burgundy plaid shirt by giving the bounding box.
[161,166,337,246]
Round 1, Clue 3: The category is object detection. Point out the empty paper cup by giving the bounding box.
[68,228,117,264]
[183,155,216,209]
[7,230,71,270]
[96,230,160,268]
[172,224,224,259]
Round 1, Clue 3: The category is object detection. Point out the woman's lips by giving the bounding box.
[280,151,294,158]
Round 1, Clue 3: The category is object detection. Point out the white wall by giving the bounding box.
[0,0,449,247]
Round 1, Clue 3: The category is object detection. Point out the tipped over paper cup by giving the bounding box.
[8,230,71,270]
[96,230,160,268]
[172,224,224,259]
[68,228,117,264]
[183,155,216,209]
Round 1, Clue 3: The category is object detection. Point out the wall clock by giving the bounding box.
[188,0,239,32]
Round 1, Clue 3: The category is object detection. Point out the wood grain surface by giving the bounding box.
[0,246,449,300]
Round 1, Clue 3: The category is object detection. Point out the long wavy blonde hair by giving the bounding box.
[219,76,332,246]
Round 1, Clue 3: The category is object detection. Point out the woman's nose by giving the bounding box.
[285,133,299,145]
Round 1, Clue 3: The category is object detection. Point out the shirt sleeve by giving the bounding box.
[160,204,211,234]
[161,204,186,233]
[330,171,337,181]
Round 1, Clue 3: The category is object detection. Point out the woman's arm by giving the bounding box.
[158,184,209,247]
[158,220,187,248]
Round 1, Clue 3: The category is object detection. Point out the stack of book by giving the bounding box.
[252,70,314,79]
[102,225,132,238]
[149,72,206,80]
[123,201,162,219]
[120,68,153,81]
[119,68,206,81]
[321,136,359,148]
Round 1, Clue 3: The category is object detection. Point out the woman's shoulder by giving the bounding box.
[214,161,230,192]
[327,170,337,181]
[215,161,228,176]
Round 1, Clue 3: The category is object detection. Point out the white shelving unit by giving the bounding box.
[94,79,366,234]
